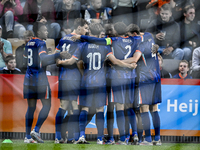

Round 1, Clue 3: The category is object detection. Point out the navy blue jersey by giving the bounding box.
[137,32,161,83]
[173,73,192,79]
[109,36,140,79]
[23,37,49,86]
[73,42,112,87]
[56,34,82,81]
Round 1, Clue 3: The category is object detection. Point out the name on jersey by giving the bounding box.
[122,39,132,43]
[63,36,73,41]
[27,42,35,46]
[88,44,99,49]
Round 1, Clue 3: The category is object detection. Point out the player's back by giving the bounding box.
[56,34,82,81]
[79,42,112,87]
[24,38,48,86]
[137,32,161,83]
[109,36,140,79]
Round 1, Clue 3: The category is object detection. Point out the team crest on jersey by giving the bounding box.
[148,39,152,42]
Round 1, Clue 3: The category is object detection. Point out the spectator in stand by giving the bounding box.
[15,30,34,74]
[84,0,108,24]
[173,60,192,79]
[23,0,61,42]
[0,25,12,70]
[56,0,81,37]
[191,47,200,79]
[179,5,200,62]
[157,53,172,78]
[0,0,26,39]
[171,0,195,22]
[111,0,138,25]
[0,54,21,74]
[146,3,184,60]
[146,0,175,20]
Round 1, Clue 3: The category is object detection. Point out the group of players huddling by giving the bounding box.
[23,18,162,146]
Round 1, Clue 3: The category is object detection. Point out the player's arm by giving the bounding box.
[122,50,142,64]
[56,56,77,66]
[77,60,84,76]
[108,53,137,69]
[40,52,61,66]
[71,35,112,46]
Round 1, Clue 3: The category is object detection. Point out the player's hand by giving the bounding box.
[156,33,165,41]
[151,44,159,54]
[60,51,71,59]
[56,58,62,67]
[0,42,4,53]
[71,35,81,41]
[163,47,173,55]
[128,63,137,69]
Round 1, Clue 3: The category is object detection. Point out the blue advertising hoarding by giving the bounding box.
[86,80,200,135]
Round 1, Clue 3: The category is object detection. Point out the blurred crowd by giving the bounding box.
[0,0,200,78]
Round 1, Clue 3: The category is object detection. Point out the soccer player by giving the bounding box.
[56,23,137,145]
[126,24,162,145]
[71,22,141,145]
[23,22,63,143]
[54,18,89,143]
[173,60,192,79]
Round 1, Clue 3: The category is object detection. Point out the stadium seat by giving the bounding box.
[162,59,181,76]
[7,38,55,55]
[7,38,25,56]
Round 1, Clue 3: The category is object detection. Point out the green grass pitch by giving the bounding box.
[1,140,200,150]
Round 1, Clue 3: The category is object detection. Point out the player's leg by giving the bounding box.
[96,106,104,144]
[76,106,89,144]
[67,100,80,143]
[125,103,138,144]
[124,109,130,144]
[115,103,126,145]
[25,98,37,143]
[30,98,51,143]
[135,108,143,143]
[106,102,115,144]
[140,104,153,145]
[29,85,51,143]
[150,104,161,145]
[55,100,69,143]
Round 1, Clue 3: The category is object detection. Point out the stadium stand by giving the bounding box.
[7,38,55,56]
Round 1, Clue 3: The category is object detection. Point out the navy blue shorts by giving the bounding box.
[58,80,80,101]
[23,84,51,99]
[139,81,162,105]
[79,86,106,108]
[109,79,134,104]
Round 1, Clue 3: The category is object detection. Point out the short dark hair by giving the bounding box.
[33,22,46,37]
[126,24,140,35]
[89,23,104,36]
[183,5,195,14]
[114,22,127,35]
[74,18,89,29]
[4,54,15,64]
[179,60,189,68]
[23,30,34,38]
[161,3,172,12]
